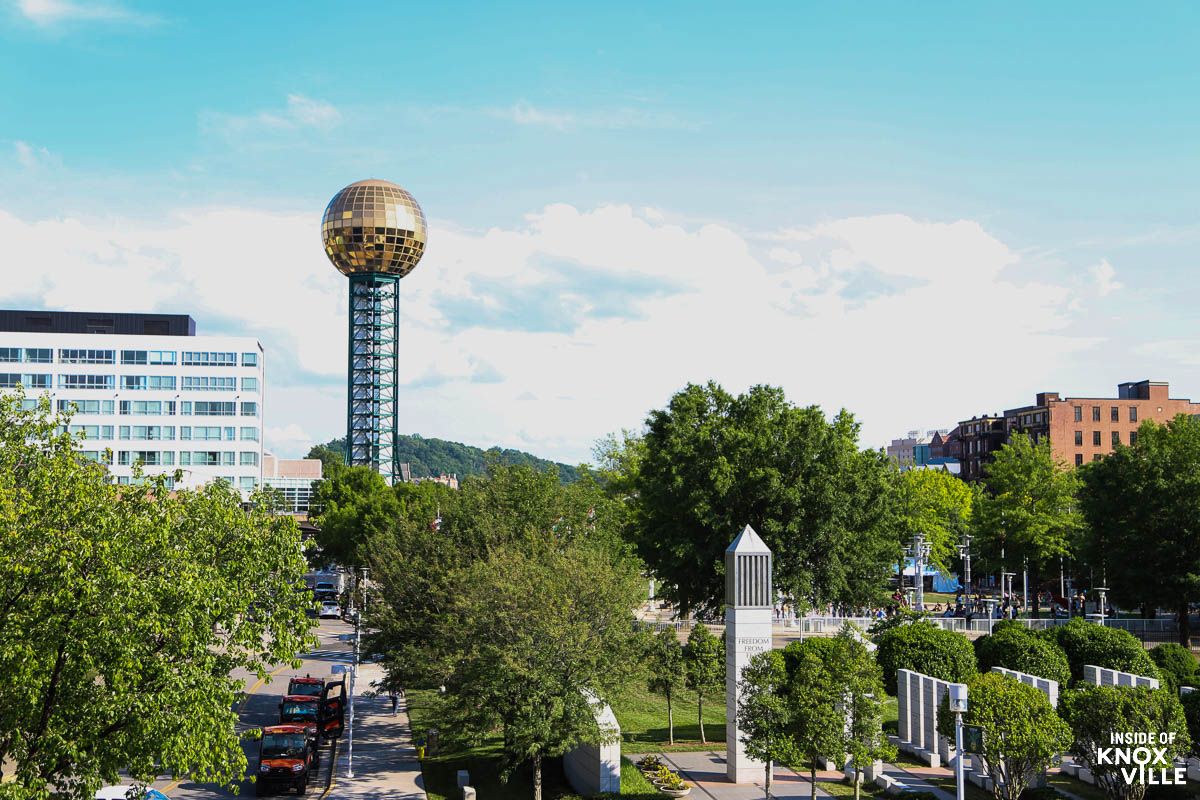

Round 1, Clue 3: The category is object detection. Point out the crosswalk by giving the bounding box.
[303,648,353,661]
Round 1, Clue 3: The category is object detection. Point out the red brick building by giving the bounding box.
[957,380,1200,480]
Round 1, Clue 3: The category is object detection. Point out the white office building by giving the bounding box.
[0,310,265,496]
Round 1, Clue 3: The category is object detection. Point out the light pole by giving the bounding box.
[950,684,969,800]
[1022,557,1028,617]
[958,533,972,596]
[347,567,369,778]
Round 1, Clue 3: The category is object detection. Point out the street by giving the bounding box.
[161,616,357,799]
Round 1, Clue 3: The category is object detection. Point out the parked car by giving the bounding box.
[318,600,341,619]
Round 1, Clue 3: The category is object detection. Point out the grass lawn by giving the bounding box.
[818,780,886,798]
[611,683,725,752]
[1047,772,1110,800]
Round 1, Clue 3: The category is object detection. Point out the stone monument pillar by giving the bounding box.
[725,524,773,783]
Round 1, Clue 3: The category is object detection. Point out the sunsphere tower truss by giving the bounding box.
[321,179,427,483]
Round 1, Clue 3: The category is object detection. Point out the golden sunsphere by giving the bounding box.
[321,179,427,277]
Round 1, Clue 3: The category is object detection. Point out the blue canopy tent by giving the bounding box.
[894,558,961,593]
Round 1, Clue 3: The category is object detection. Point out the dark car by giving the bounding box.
[256,724,319,796]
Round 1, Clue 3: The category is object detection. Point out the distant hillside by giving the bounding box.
[308,435,584,484]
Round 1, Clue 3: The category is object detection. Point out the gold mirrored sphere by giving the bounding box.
[322,179,427,277]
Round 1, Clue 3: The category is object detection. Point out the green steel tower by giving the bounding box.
[321,179,427,483]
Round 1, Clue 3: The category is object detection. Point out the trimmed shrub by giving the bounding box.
[1043,617,1161,686]
[1149,643,1198,693]
[1180,689,1200,759]
[974,623,1070,687]
[876,621,976,695]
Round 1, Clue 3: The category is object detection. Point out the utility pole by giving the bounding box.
[958,533,972,598]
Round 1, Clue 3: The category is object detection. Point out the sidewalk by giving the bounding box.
[629,749,957,800]
[326,662,427,800]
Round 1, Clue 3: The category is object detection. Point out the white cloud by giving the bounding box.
[199,94,342,143]
[265,423,315,456]
[488,100,695,131]
[16,0,158,25]
[13,140,58,169]
[0,203,1098,461]
[1089,258,1123,296]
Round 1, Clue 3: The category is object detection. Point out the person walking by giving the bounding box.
[389,690,399,717]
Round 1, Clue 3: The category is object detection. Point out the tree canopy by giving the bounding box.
[973,433,1079,616]
[875,620,977,695]
[1077,415,1200,643]
[0,392,316,798]
[973,620,1070,687]
[1042,618,1160,687]
[893,467,973,574]
[631,382,900,615]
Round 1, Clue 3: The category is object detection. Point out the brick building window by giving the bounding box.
[1074,431,1083,446]
[1075,454,1083,466]
[1130,431,1138,446]
[1130,407,1138,423]
[1094,454,1102,461]
[1092,431,1101,446]
[1074,406,1083,422]
[1092,406,1101,422]
[1111,407,1119,422]
[1112,430,1120,445]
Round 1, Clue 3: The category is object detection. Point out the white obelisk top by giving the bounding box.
[727,524,771,554]
[725,524,772,610]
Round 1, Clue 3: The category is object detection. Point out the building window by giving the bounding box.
[1130,407,1138,423]
[0,348,19,362]
[58,374,114,390]
[1074,431,1083,446]
[239,451,259,466]
[241,377,258,392]
[58,399,114,415]
[1092,431,1101,446]
[1112,430,1120,445]
[25,348,52,363]
[59,349,115,364]
[119,400,175,416]
[239,476,257,491]
[121,375,172,390]
[182,376,236,392]
[242,352,258,367]
[240,427,258,441]
[0,373,51,389]
[1093,454,1102,462]
[121,350,148,365]
[1130,431,1138,446]
[1074,406,1083,422]
[240,402,258,417]
[1092,406,1101,422]
[124,350,177,366]
[1075,454,1083,466]
[1111,407,1119,422]
[181,351,237,367]
[184,401,236,416]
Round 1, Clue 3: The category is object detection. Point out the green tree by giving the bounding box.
[973,621,1070,687]
[646,627,686,745]
[305,437,346,474]
[1077,415,1200,644]
[632,382,900,616]
[736,650,796,800]
[782,639,845,800]
[973,433,1080,617]
[1180,691,1200,759]
[894,467,974,575]
[0,392,316,798]
[438,536,644,800]
[1149,644,1198,694]
[1060,686,1190,800]
[684,624,724,744]
[831,627,897,800]
[309,464,400,570]
[1043,618,1160,686]
[875,620,977,695]
[937,672,1072,800]
[591,428,645,499]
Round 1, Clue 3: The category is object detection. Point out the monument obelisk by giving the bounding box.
[725,525,773,783]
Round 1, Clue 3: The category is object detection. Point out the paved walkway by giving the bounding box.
[325,662,427,800]
[629,750,958,800]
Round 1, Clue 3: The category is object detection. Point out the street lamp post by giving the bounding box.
[347,567,370,778]
[950,684,969,800]
[1022,557,1028,617]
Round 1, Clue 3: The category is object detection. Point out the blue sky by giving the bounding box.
[2,1,1198,462]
